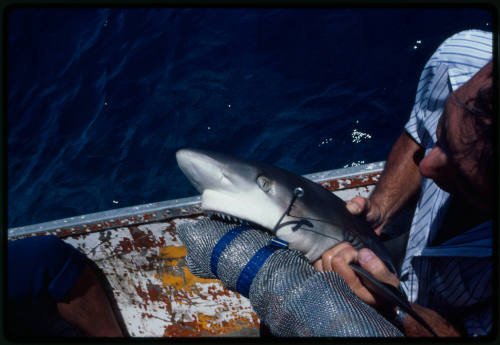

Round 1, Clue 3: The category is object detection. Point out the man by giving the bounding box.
[314,30,493,337]
[7,235,125,338]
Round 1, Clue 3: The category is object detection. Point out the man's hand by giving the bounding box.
[346,132,424,237]
[346,196,386,235]
[313,242,461,337]
[313,242,399,308]
[315,194,397,306]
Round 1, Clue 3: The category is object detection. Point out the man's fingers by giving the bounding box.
[313,243,400,306]
[314,242,355,272]
[330,250,377,305]
[346,196,368,215]
[313,258,323,271]
[315,243,377,305]
[346,201,361,214]
[358,248,399,288]
[346,197,385,236]
[315,242,353,271]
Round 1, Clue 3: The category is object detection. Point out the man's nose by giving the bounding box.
[418,146,448,180]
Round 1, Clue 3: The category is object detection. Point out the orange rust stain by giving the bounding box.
[39,228,76,238]
[206,284,232,299]
[164,321,202,337]
[163,313,259,337]
[142,213,156,221]
[10,214,202,242]
[114,228,169,254]
[141,312,153,319]
[135,285,149,304]
[117,237,134,253]
[129,227,166,250]
[320,180,339,191]
[319,172,380,192]
[147,285,162,301]
[134,284,172,313]
[250,312,260,326]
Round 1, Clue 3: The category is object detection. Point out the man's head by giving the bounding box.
[418,60,494,213]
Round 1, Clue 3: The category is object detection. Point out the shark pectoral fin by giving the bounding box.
[348,263,438,337]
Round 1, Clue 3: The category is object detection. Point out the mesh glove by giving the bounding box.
[177,218,402,337]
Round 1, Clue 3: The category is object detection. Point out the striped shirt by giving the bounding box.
[400,30,492,336]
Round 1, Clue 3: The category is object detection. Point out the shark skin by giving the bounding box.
[176,148,438,336]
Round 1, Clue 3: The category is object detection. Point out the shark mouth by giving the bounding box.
[203,210,270,232]
[204,210,246,224]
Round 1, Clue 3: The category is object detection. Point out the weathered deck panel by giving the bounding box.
[63,217,259,337]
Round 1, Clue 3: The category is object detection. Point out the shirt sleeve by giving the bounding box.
[8,236,87,304]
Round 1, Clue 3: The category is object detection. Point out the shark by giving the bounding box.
[176,148,437,336]
[176,148,395,266]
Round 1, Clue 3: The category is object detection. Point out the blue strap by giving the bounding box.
[210,226,248,276]
[236,238,288,297]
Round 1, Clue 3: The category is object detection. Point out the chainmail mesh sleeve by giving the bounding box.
[177,218,403,337]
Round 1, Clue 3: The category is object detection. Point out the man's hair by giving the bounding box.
[456,77,494,181]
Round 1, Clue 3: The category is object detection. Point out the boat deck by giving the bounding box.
[8,162,386,337]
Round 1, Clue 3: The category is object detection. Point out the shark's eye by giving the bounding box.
[257,175,272,192]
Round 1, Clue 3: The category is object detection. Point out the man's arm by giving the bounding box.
[348,131,424,235]
[57,265,124,337]
[403,303,460,337]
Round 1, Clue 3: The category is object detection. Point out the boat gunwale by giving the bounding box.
[8,161,385,239]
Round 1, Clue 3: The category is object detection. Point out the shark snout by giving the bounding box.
[176,149,225,193]
[175,149,199,171]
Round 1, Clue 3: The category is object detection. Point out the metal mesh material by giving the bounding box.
[177,218,233,279]
[217,228,273,290]
[177,218,403,337]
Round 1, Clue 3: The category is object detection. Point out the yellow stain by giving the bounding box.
[159,245,186,260]
[156,246,219,290]
[156,245,260,336]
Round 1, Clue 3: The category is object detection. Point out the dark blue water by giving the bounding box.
[8,8,492,228]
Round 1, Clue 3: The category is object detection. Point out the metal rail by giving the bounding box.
[8,161,385,239]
